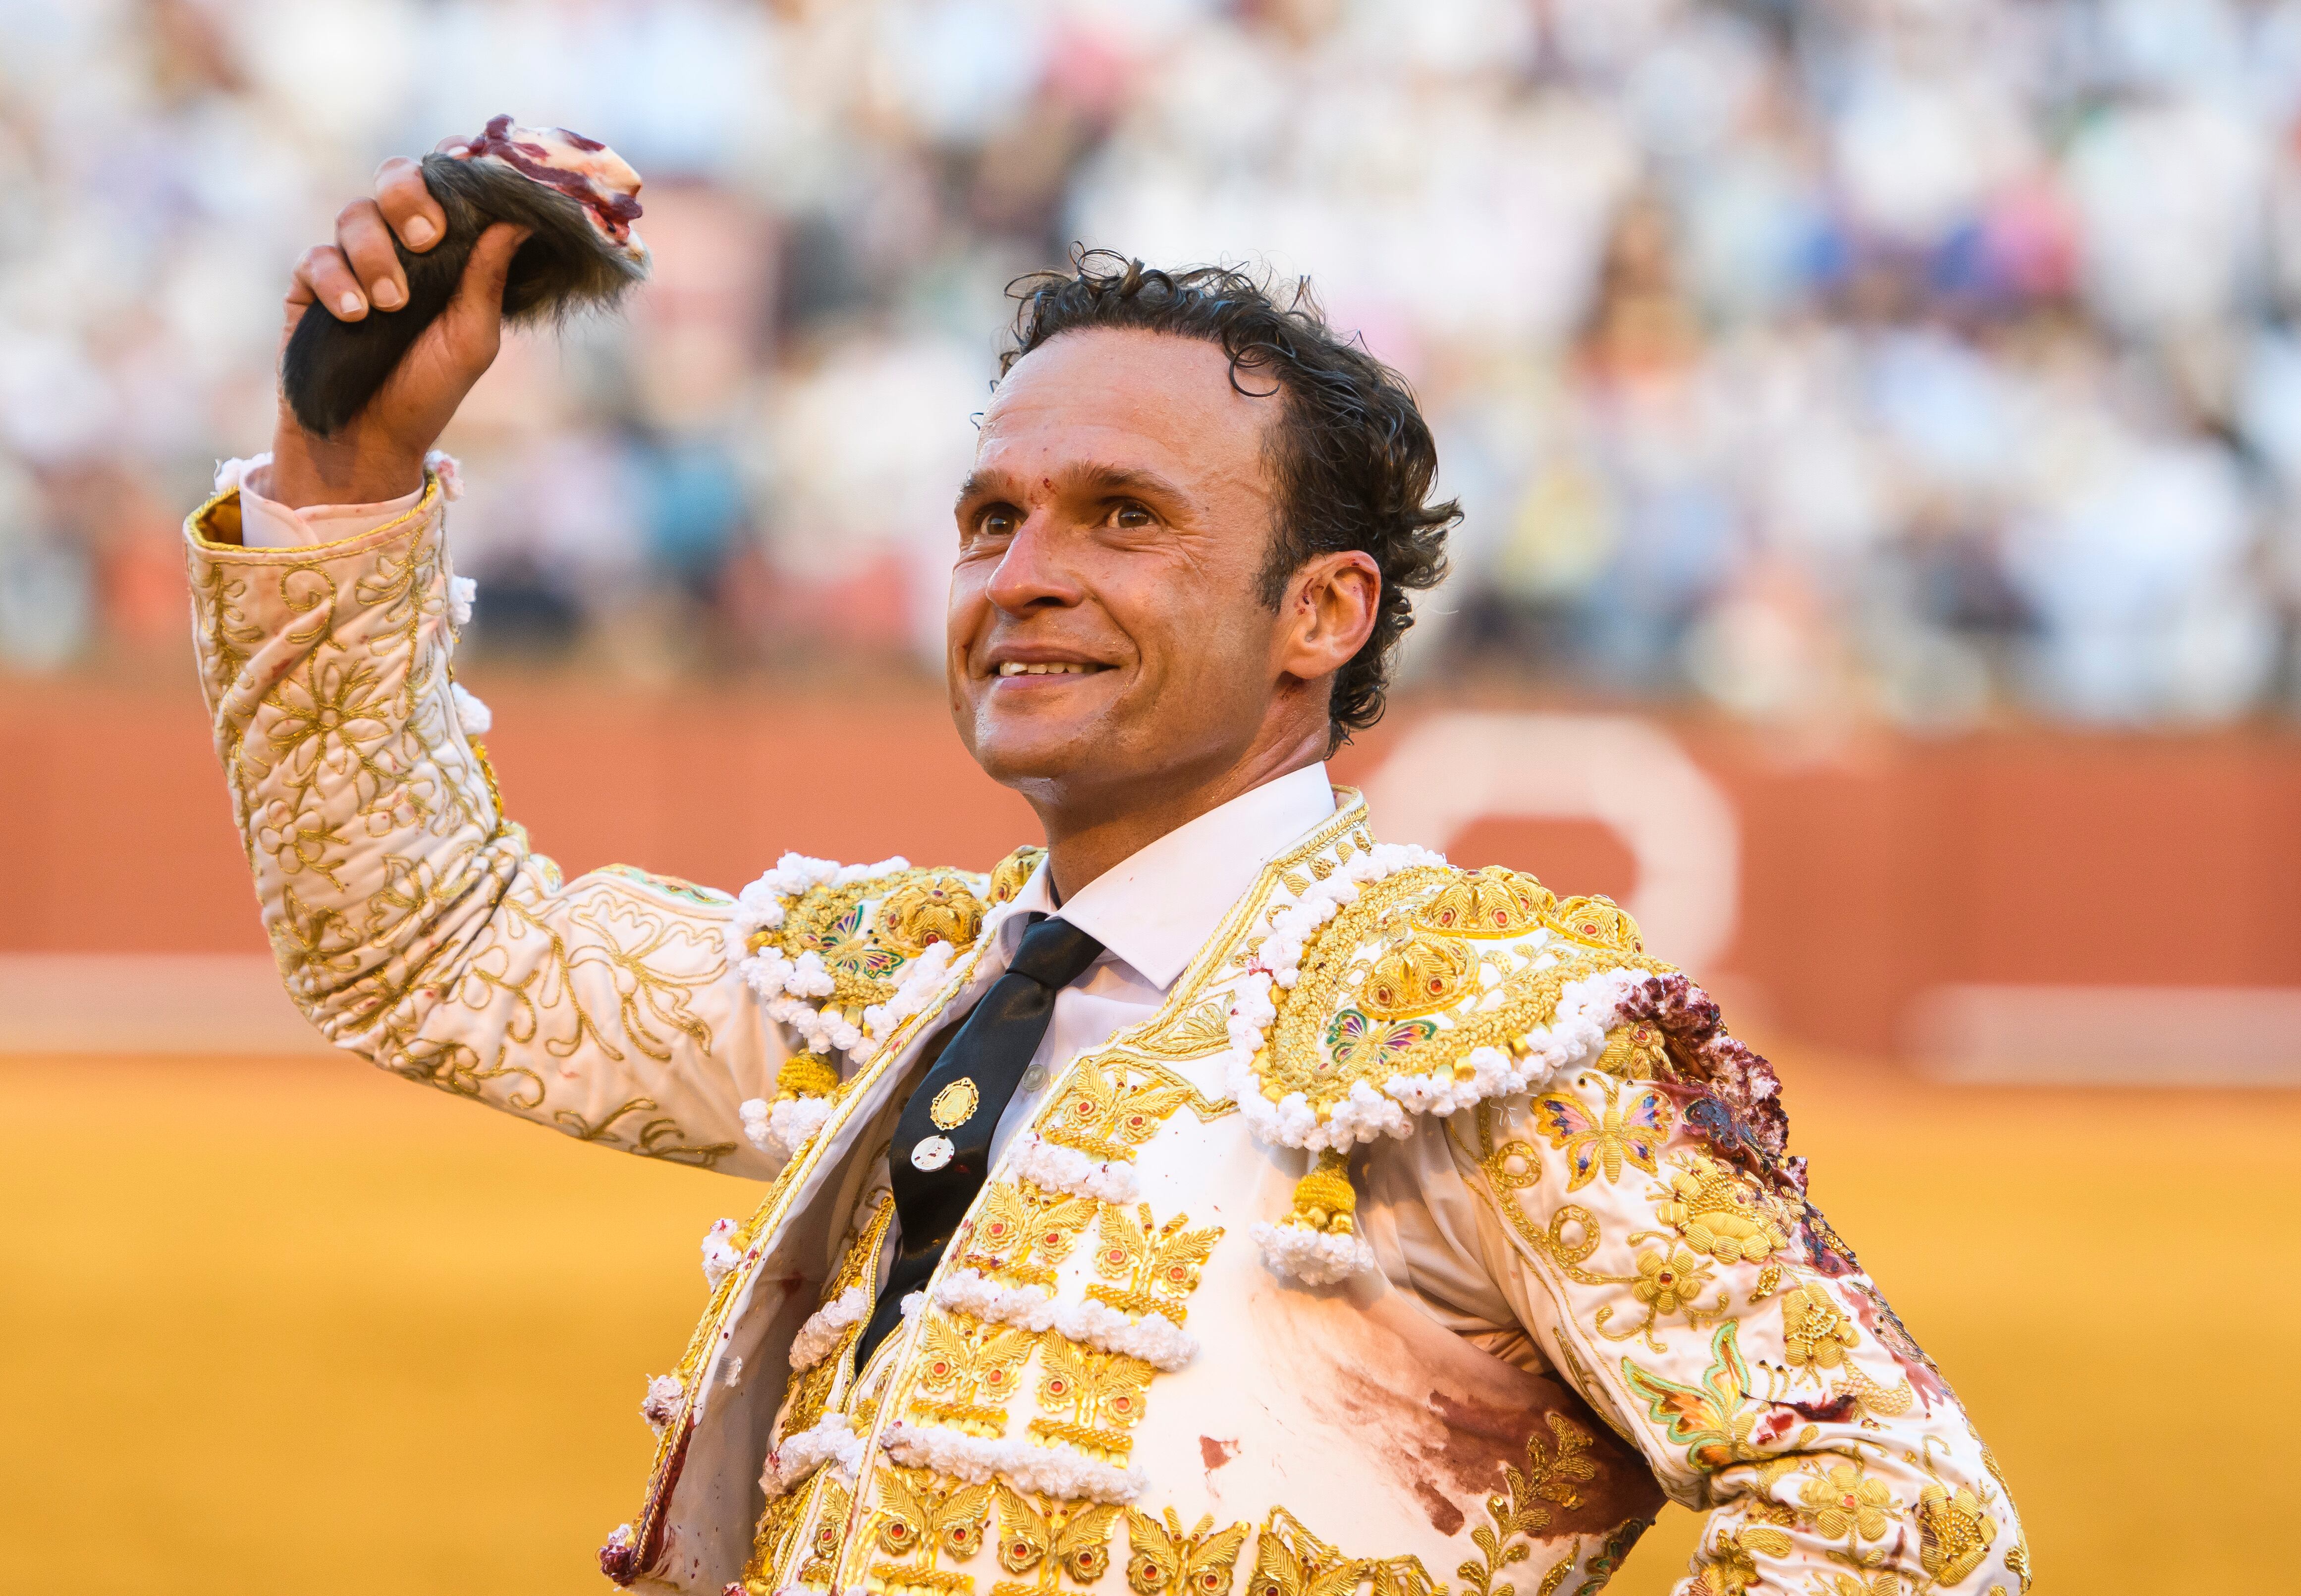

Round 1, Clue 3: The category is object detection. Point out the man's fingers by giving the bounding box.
[335,200,407,310]
[375,156,446,252]
[293,243,369,322]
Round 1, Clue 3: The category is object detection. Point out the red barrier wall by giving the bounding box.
[6,674,2294,1052]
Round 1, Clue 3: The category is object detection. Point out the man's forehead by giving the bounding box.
[976,328,1275,472]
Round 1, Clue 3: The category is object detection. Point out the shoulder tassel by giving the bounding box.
[1252,1148,1373,1284]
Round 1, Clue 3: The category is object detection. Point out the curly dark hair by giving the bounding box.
[1000,250,1456,748]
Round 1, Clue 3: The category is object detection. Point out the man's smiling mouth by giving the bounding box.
[994,661,1109,676]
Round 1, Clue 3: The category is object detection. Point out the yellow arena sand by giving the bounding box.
[4,1053,2294,1593]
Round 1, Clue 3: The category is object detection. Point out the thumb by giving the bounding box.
[441,221,531,352]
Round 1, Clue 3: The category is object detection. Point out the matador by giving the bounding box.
[183,144,2028,1596]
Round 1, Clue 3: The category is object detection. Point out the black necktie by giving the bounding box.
[854,913,1105,1370]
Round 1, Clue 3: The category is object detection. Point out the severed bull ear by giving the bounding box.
[280,123,649,438]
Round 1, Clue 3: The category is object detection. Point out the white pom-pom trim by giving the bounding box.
[447,574,477,626]
[787,1284,869,1373]
[1003,1130,1139,1204]
[761,1412,864,1498]
[726,854,994,1062]
[853,938,963,1064]
[930,1268,1196,1370]
[879,1420,1145,1503]
[213,453,268,494]
[699,1217,743,1289]
[741,1094,835,1161]
[424,448,465,500]
[449,680,493,735]
[640,1373,684,1436]
[1251,1221,1374,1285]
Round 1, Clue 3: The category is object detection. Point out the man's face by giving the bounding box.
[948,328,1291,802]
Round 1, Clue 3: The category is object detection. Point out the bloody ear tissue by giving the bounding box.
[279,116,649,438]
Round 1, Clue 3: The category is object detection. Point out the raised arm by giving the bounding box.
[181,151,783,1175]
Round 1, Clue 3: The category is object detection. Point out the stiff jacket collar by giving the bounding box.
[999,763,1338,992]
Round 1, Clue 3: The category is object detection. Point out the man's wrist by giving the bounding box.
[265,425,428,510]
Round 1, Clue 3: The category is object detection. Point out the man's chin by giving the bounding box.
[960,695,1118,787]
[965,724,1100,789]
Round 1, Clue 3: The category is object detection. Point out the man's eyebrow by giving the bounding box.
[955,464,1187,511]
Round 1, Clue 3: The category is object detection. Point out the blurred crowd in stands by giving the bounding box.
[7,0,2301,727]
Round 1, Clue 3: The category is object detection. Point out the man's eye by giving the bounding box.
[979,508,1020,538]
[1110,502,1153,529]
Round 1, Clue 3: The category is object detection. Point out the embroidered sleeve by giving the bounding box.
[184,475,782,1174]
[1451,1065,2029,1595]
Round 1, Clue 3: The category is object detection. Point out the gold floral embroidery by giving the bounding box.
[1412,866,1555,938]
[1590,1021,1670,1081]
[801,1478,853,1584]
[1244,1507,1444,1596]
[1799,1462,1893,1543]
[1687,1525,1788,1596]
[1550,896,1644,954]
[989,846,1045,905]
[1915,1482,1997,1588]
[1470,1106,1720,1351]
[1653,1153,1791,1266]
[1780,1280,1861,1381]
[1130,999,1233,1061]
[772,883,910,1011]
[1360,932,1476,1020]
[882,875,989,956]
[550,1093,738,1165]
[1041,1058,1193,1164]
[1259,868,1670,1124]
[1456,1414,1598,1596]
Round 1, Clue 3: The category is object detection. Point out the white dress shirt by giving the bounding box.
[981,762,1337,1161]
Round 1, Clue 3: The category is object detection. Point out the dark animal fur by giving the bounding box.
[280,153,646,437]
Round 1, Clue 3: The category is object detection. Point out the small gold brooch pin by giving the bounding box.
[930,1077,980,1130]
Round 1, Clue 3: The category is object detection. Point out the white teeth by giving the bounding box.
[996,662,1095,676]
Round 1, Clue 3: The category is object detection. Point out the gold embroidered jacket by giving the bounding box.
[184,476,2028,1596]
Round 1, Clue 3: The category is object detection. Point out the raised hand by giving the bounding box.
[266,137,530,509]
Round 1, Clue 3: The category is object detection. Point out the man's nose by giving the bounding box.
[985,515,1082,612]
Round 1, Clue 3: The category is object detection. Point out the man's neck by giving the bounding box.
[1036,736,1327,901]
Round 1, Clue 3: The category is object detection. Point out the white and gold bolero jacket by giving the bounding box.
[185,473,2027,1596]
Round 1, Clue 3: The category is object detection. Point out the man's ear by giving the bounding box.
[1277,550,1381,683]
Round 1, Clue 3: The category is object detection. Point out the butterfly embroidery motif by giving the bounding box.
[872,1466,997,1564]
[992,1484,1123,1593]
[1323,1007,1437,1078]
[1530,1081,1674,1190]
[1123,1508,1252,1596]
[1620,1321,1763,1473]
[1090,1202,1223,1320]
[806,901,907,986]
